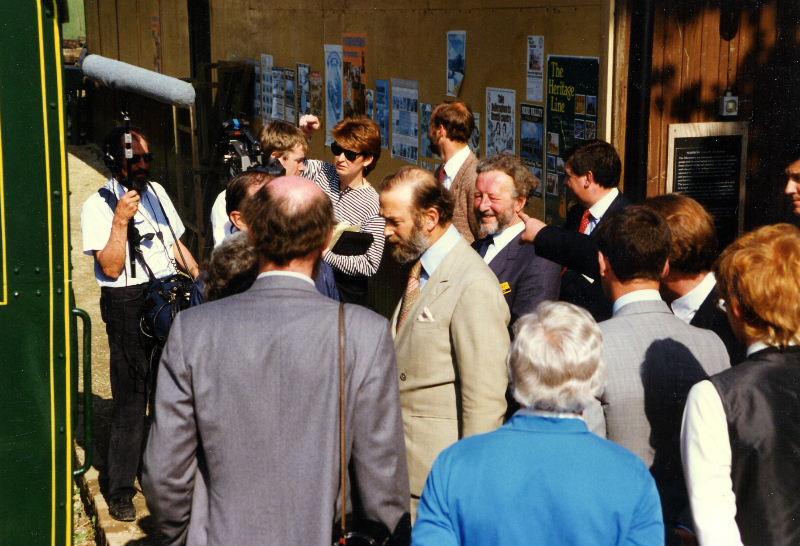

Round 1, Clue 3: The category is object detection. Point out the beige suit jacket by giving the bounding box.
[437,151,480,243]
[392,237,510,498]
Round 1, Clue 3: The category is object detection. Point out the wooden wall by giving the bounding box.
[83,0,190,78]
[615,0,800,227]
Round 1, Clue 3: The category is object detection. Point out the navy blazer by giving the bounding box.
[473,231,560,330]
[690,285,746,365]
[534,192,631,322]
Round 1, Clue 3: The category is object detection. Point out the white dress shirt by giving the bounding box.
[419,224,461,288]
[440,145,471,190]
[612,288,662,315]
[585,187,620,235]
[256,270,315,286]
[671,272,717,324]
[681,341,779,546]
[483,222,525,264]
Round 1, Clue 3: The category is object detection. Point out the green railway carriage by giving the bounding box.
[0,2,90,544]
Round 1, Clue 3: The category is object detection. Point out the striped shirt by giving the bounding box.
[304,159,385,277]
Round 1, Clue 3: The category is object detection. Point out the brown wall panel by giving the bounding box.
[97,0,119,58]
[210,1,611,186]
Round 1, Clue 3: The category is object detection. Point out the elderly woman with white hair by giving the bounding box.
[413,301,664,546]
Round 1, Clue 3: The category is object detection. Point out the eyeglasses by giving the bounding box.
[716,298,728,313]
[330,141,362,162]
[128,153,154,165]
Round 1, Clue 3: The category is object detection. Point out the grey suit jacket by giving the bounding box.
[143,276,409,546]
[599,299,730,523]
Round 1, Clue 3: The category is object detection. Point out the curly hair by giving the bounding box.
[203,232,259,301]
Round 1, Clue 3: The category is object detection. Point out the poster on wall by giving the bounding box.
[366,89,375,119]
[253,63,262,119]
[420,102,434,158]
[271,67,285,121]
[343,33,367,117]
[260,54,273,124]
[470,112,481,158]
[486,87,516,156]
[297,63,311,116]
[284,68,297,124]
[526,36,545,102]
[309,71,323,117]
[324,44,344,144]
[521,103,545,198]
[447,31,466,97]
[545,55,599,223]
[375,79,390,148]
[391,78,419,163]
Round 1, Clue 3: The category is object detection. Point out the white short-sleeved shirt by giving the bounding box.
[81,179,185,287]
[210,189,236,247]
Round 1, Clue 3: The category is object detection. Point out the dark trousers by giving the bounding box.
[100,284,157,501]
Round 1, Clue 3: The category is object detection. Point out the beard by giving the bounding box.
[389,221,431,264]
[476,208,516,239]
[122,168,149,194]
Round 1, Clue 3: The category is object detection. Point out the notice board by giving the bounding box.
[544,56,600,224]
[667,122,748,247]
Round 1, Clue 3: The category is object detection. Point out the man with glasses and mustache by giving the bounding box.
[81,126,198,522]
[471,154,560,331]
[380,165,510,520]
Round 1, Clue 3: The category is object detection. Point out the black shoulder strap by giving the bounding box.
[98,187,118,210]
[97,186,155,281]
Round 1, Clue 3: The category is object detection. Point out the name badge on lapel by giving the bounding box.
[499,281,511,294]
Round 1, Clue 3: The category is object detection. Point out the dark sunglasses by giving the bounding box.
[128,152,154,165]
[330,141,362,162]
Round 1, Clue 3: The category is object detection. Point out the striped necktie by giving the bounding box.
[397,260,423,329]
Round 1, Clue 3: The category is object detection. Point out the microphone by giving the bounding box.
[81,54,195,108]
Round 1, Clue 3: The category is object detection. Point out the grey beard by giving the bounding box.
[390,229,431,264]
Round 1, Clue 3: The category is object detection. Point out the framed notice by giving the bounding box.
[667,122,748,247]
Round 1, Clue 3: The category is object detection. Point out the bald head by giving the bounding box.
[243,175,334,266]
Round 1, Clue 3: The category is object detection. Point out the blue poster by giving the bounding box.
[375,79,390,149]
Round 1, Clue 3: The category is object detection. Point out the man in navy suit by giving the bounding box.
[519,140,629,321]
[471,154,560,331]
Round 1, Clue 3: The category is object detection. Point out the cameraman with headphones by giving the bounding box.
[80,125,198,522]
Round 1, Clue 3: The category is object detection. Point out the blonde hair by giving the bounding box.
[508,301,604,412]
[714,223,800,346]
[259,120,308,157]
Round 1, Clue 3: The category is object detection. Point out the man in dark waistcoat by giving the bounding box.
[681,223,800,546]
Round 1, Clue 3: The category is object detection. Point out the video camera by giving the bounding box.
[218,118,263,181]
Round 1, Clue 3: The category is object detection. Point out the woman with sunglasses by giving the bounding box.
[303,115,385,305]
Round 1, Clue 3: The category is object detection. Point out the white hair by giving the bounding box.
[508,301,605,413]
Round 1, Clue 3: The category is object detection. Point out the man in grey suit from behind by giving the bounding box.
[593,205,730,544]
[143,176,410,546]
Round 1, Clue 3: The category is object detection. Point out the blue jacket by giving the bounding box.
[413,413,663,546]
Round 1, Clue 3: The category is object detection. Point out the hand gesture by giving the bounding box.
[518,211,547,243]
[299,114,321,137]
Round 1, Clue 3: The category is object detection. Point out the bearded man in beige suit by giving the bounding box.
[430,101,480,242]
[380,166,510,518]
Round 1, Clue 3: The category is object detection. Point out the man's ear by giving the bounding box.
[585,170,596,188]
[422,207,441,232]
[661,259,670,279]
[598,251,609,278]
[229,210,246,232]
[513,195,527,214]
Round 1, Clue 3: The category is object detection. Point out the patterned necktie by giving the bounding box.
[397,260,423,329]
[578,209,593,235]
[438,166,447,184]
